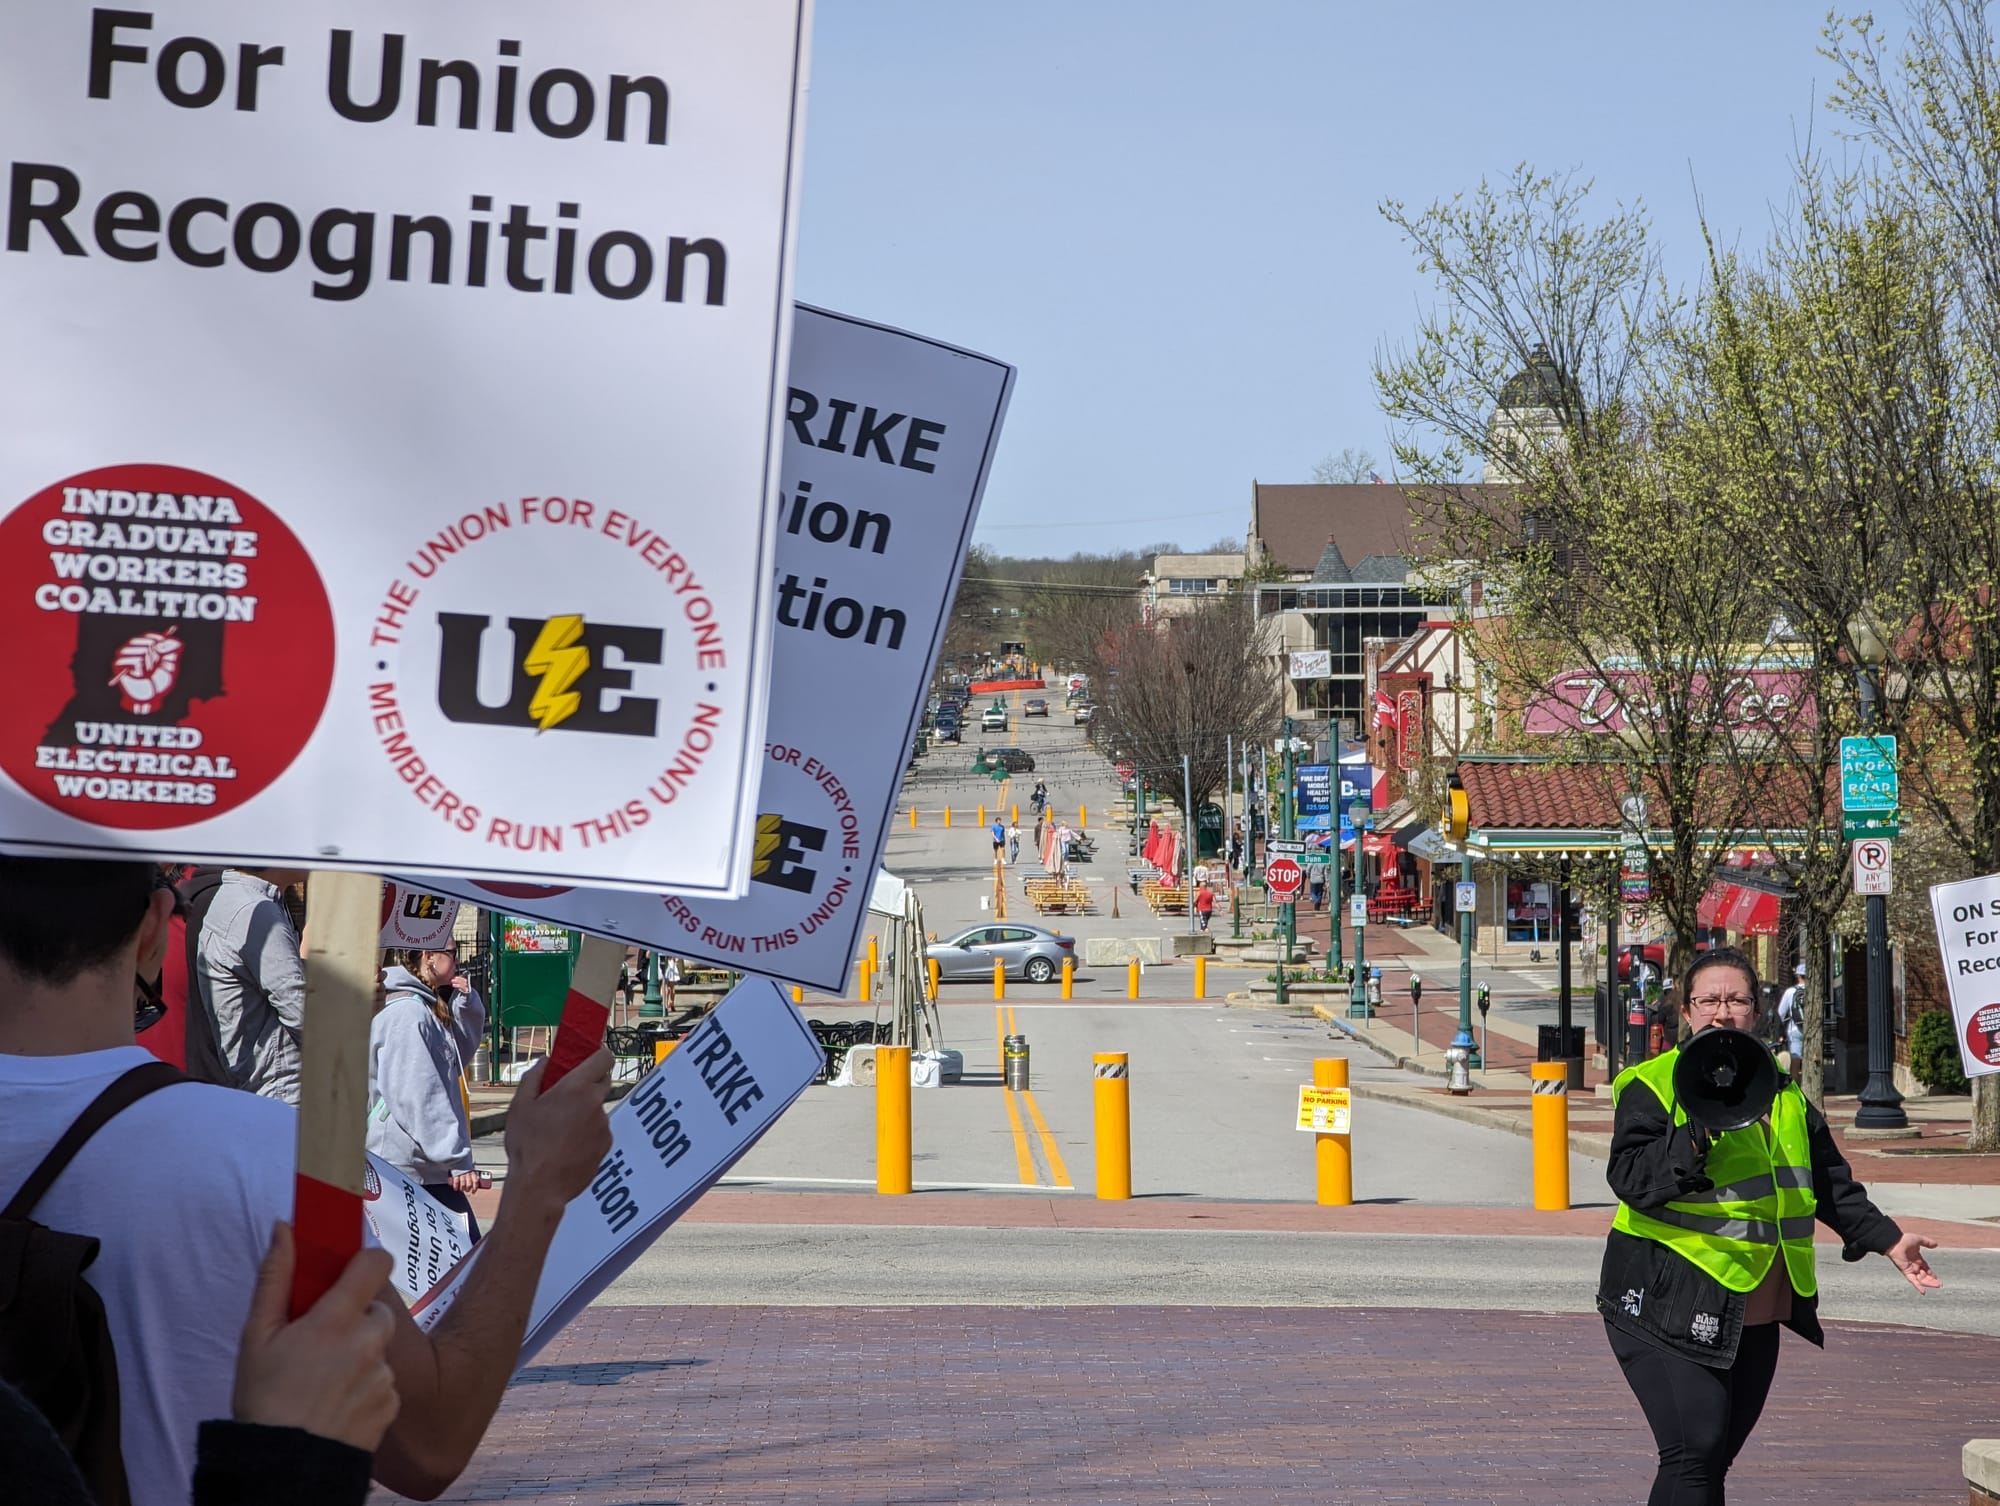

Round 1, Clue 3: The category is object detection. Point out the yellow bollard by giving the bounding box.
[1126,959,1140,1000]
[1079,804,1087,829]
[993,959,1006,1000]
[909,807,917,829]
[978,803,986,826]
[1011,802,1019,825]
[1193,955,1206,1000]
[1531,1062,1571,1210]
[1314,1058,1353,1206]
[856,958,872,1001]
[927,957,940,1000]
[791,985,804,1005]
[1061,957,1074,999]
[1094,1052,1131,1199]
[876,1044,912,1195]
[944,806,951,828]
[868,936,879,973]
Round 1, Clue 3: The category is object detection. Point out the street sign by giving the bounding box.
[1299,849,1332,868]
[1841,735,1900,812]
[1620,840,1651,903]
[1268,839,1306,855]
[1853,837,1893,896]
[1926,871,2000,1079]
[1265,856,1304,901]
[1296,1085,1351,1135]
[1454,880,1477,913]
[1843,811,1901,840]
[1349,894,1368,926]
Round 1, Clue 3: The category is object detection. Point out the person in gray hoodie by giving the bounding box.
[368,960,481,1237]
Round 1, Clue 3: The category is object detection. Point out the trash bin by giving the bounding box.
[1536,1025,1584,1062]
[1003,1034,1030,1091]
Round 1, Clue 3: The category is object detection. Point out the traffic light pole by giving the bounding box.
[1452,852,1477,1063]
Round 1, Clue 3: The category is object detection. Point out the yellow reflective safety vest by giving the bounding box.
[1611,1047,1818,1297]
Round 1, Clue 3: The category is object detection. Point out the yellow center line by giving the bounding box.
[995,1004,1036,1185]
[1018,1088,1073,1188]
[1003,1004,1071,1187]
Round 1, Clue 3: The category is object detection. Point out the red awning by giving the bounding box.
[1697,881,1781,936]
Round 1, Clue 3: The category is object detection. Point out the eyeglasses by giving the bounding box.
[1689,994,1756,1012]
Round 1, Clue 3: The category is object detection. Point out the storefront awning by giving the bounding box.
[1697,881,1781,937]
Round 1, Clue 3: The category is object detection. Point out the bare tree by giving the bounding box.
[1312,447,1380,484]
[1094,600,1281,819]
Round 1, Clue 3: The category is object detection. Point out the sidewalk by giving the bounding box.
[381,1303,1994,1505]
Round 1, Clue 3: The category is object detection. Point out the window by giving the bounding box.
[1168,577,1218,595]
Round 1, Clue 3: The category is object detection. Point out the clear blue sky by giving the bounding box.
[796,2,1846,557]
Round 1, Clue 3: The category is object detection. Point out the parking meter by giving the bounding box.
[1409,976,1423,1007]
[1476,981,1491,1021]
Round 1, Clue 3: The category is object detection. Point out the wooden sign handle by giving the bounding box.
[544,934,624,1088]
[291,870,382,1317]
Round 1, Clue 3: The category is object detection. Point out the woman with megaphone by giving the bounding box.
[1598,946,1940,1505]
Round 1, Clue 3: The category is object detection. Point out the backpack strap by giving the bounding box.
[3,1062,184,1221]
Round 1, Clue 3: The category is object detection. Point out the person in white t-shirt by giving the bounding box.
[0,856,614,1506]
[1778,962,1807,1064]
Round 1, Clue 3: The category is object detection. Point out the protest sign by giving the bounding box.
[0,3,810,894]
[408,977,823,1365]
[380,880,460,950]
[1927,871,2000,1079]
[409,306,1014,990]
[361,1154,474,1305]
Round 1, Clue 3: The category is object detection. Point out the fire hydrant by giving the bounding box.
[1444,1044,1472,1095]
[1367,967,1382,1008]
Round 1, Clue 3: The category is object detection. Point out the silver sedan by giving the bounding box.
[925,924,1076,984]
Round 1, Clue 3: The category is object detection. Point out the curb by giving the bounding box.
[1309,1005,1613,1161]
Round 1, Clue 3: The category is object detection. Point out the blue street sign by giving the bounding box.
[1840,735,1898,813]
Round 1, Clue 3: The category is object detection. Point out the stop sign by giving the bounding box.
[1265,855,1304,901]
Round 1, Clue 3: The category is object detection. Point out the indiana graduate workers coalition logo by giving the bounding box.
[0,463,334,828]
[365,492,733,860]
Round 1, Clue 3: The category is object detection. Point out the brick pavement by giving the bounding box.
[380,1306,1994,1504]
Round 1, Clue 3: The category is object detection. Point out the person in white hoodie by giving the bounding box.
[369,958,481,1237]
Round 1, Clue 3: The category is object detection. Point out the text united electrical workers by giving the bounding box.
[6,12,729,307]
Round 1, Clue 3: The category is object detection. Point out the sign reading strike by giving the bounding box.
[405,307,1012,990]
[1927,872,2000,1079]
[0,3,809,893]
[410,978,823,1366]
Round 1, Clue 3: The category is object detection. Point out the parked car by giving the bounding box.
[1023,697,1049,717]
[1073,703,1095,724]
[933,717,961,743]
[990,748,1035,773]
[926,923,1076,983]
[981,705,1009,732]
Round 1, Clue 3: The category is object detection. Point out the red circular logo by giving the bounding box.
[1968,1003,2000,1069]
[0,464,334,829]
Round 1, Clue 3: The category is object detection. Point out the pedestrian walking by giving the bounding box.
[1194,883,1215,932]
[990,817,1006,858]
[1308,870,1326,912]
[1600,946,1940,1506]
[1007,821,1021,865]
[1777,962,1806,1068]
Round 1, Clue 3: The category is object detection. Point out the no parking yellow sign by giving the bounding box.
[1296,1085,1351,1134]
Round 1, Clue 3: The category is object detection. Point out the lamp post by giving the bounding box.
[1347,797,1370,1016]
[1851,616,1908,1129]
[1277,719,1297,1007]
[1183,659,1198,937]
[1442,776,1479,1068]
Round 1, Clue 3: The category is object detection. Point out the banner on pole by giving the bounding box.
[407,307,1012,990]
[0,2,811,893]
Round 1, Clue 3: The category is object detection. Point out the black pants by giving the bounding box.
[1607,1320,1781,1505]
[424,1183,483,1244]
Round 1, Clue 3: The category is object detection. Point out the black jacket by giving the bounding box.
[1596,1074,1902,1367]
